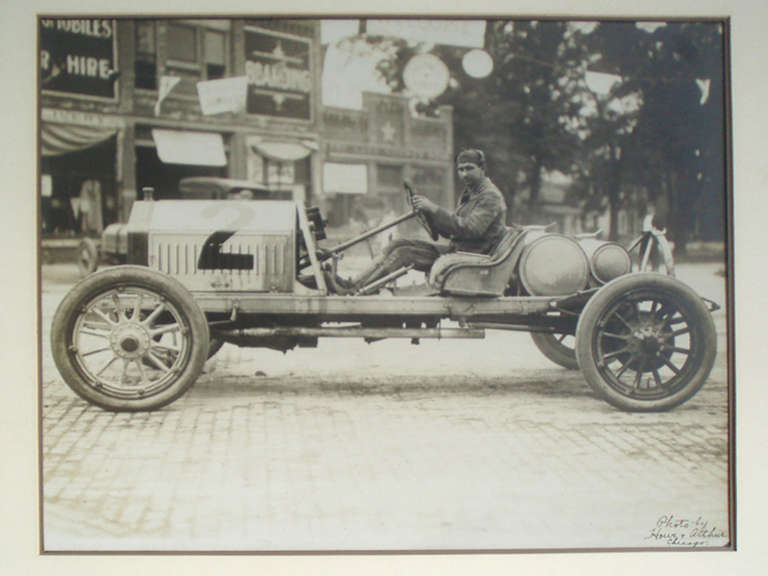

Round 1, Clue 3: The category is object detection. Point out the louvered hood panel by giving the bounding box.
[148,233,294,292]
[144,200,296,293]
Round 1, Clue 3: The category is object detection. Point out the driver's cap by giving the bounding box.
[456,149,486,169]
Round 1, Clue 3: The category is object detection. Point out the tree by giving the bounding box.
[587,21,726,251]
[336,20,727,249]
[482,21,588,223]
[572,22,647,240]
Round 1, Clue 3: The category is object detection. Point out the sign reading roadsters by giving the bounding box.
[244,26,312,120]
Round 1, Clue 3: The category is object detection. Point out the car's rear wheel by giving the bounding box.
[51,266,209,411]
[530,332,579,369]
[575,273,716,412]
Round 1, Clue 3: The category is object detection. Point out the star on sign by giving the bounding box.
[381,121,396,143]
[272,93,286,110]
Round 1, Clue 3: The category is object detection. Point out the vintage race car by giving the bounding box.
[52,179,717,413]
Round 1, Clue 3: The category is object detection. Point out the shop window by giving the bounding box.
[164,23,200,96]
[204,30,226,80]
[41,137,117,237]
[163,22,229,96]
[267,162,295,186]
[412,165,444,188]
[377,164,403,189]
[135,20,157,90]
[167,23,197,63]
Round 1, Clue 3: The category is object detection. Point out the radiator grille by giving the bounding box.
[149,233,294,292]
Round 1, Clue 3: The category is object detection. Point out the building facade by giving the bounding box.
[320,94,454,229]
[40,17,457,246]
[40,18,323,239]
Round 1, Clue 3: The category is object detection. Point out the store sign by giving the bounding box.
[323,163,368,195]
[41,107,124,128]
[152,129,227,167]
[244,27,312,120]
[329,141,449,162]
[40,18,118,99]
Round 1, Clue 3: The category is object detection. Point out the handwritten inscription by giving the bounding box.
[645,515,728,547]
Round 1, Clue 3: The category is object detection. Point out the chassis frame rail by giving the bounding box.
[194,293,558,319]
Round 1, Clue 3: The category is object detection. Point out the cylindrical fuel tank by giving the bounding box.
[519,234,590,296]
[578,238,632,284]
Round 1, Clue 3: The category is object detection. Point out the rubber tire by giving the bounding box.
[51,266,210,411]
[575,273,716,412]
[530,332,579,370]
[76,238,99,277]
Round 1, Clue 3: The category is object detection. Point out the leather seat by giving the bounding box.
[429,226,526,297]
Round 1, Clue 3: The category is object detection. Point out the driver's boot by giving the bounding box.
[324,270,356,295]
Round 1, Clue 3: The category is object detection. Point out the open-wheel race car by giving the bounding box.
[51,178,718,412]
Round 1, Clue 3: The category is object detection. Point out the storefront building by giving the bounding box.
[320,94,455,229]
[40,18,323,239]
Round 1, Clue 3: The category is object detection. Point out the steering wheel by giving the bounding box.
[404,181,439,241]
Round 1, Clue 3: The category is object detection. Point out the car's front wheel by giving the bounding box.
[575,273,716,412]
[51,266,209,411]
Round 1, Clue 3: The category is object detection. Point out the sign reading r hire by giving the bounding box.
[40,18,118,99]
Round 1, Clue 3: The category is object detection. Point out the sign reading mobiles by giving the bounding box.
[40,18,118,100]
[244,27,312,121]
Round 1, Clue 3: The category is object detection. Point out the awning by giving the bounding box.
[41,122,117,156]
[152,129,227,166]
[251,140,314,162]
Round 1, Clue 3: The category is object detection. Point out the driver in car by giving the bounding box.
[339,148,507,292]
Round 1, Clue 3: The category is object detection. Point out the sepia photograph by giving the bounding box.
[35,13,735,554]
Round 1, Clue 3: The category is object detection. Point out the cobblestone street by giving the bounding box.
[39,263,732,552]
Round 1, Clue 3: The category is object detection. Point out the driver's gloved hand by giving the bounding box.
[412,195,438,215]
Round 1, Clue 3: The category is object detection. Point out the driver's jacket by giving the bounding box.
[430,177,507,254]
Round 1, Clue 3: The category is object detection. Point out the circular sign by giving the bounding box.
[462,49,494,78]
[403,53,450,99]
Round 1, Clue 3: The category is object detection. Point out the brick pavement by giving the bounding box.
[40,263,731,552]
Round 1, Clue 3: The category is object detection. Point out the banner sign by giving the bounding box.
[244,27,312,120]
[40,18,118,99]
[367,20,486,49]
[197,76,248,116]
